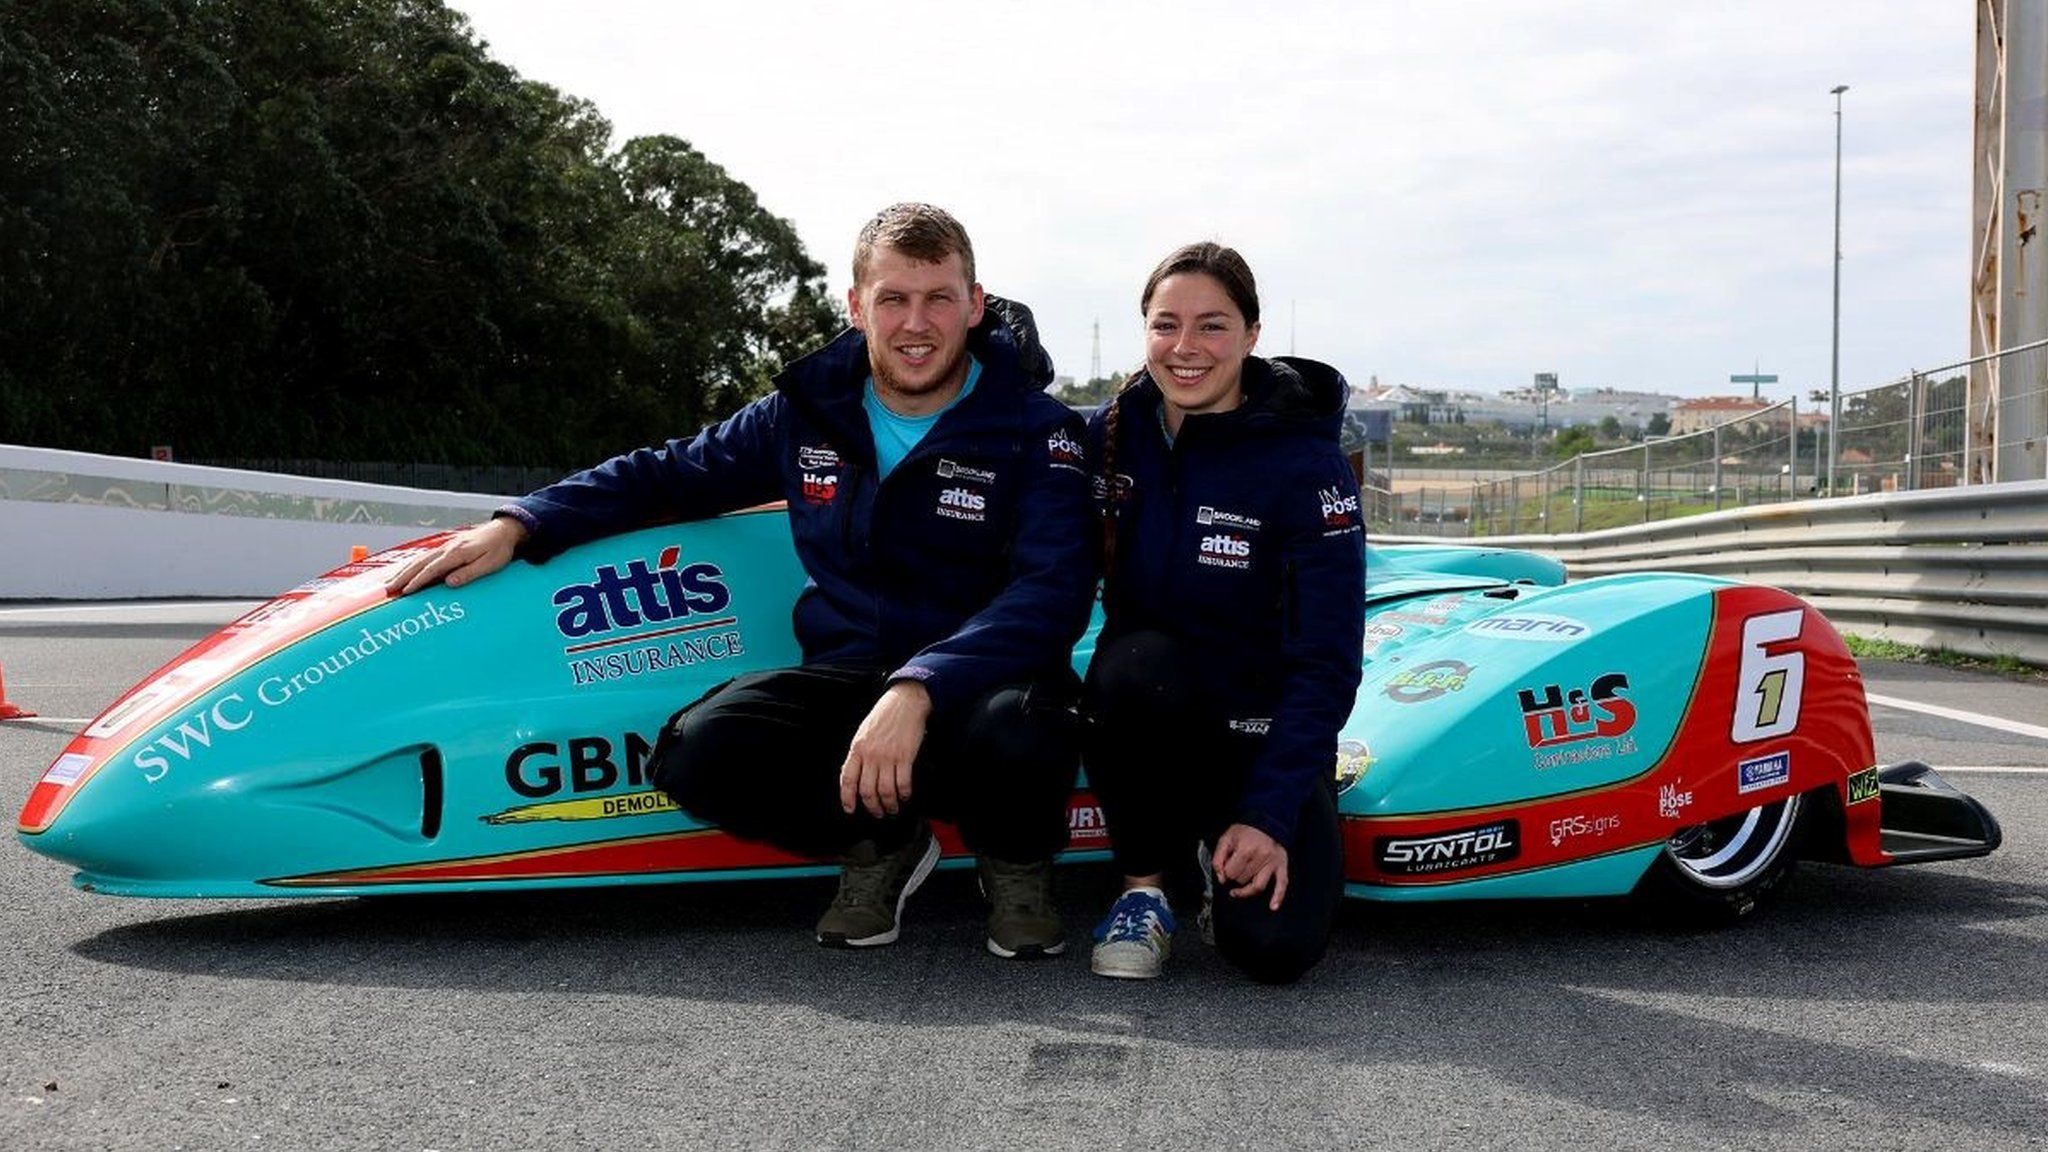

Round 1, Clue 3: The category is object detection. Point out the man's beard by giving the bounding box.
[871,342,970,402]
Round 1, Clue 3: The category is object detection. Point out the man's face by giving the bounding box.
[848,246,985,414]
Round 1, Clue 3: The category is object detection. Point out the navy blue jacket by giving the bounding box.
[1089,356,1366,846]
[501,300,1096,716]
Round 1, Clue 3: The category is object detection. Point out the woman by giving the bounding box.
[1084,242,1366,984]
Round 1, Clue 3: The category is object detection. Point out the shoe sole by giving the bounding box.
[1089,951,1164,979]
[985,937,1068,960]
[816,833,940,949]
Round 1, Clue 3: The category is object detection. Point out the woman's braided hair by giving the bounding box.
[1098,242,1262,593]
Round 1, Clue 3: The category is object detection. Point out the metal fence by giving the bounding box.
[1833,338,2048,494]
[184,457,571,497]
[1366,399,1802,538]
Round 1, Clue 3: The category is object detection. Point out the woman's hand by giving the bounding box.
[1211,823,1289,911]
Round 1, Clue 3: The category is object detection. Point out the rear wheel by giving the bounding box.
[1636,792,1804,927]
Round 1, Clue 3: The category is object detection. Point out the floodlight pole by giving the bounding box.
[1828,84,1849,495]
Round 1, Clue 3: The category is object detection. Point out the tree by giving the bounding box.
[1553,426,1597,458]
[1646,412,1672,437]
[0,0,841,466]
[1598,415,1622,441]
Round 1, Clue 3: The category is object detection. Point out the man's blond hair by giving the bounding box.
[852,203,976,287]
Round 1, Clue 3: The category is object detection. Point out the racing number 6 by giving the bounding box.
[1732,609,1805,742]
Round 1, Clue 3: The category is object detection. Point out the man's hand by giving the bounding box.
[384,517,528,597]
[839,681,932,819]
[1212,823,1290,912]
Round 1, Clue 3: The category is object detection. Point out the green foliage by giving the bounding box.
[1552,426,1597,458]
[0,0,842,465]
[1646,412,1672,437]
[1058,375,1125,407]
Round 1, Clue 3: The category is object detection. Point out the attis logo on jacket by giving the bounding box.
[1197,533,1252,569]
[1518,673,1635,748]
[553,546,734,639]
[935,487,987,522]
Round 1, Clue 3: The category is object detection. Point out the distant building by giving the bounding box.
[1670,396,1789,435]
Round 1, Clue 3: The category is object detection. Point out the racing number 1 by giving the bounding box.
[1733,609,1805,742]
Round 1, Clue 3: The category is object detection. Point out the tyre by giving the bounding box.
[1635,791,1805,927]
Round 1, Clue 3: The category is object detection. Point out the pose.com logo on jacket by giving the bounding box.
[552,546,733,639]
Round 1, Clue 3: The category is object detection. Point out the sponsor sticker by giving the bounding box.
[1376,820,1520,876]
[1318,485,1360,530]
[1465,613,1591,641]
[1547,812,1622,848]
[1737,750,1792,795]
[485,790,679,825]
[1227,717,1272,736]
[1659,781,1695,819]
[1335,740,1374,793]
[1384,659,1472,704]
[40,753,92,787]
[1518,673,1635,748]
[1362,621,1405,653]
[1846,766,1881,805]
[1068,802,1109,842]
[552,547,746,686]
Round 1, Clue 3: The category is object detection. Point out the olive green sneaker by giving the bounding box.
[815,827,940,948]
[977,856,1067,959]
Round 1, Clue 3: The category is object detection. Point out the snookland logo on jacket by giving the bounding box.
[797,444,841,505]
[551,546,746,687]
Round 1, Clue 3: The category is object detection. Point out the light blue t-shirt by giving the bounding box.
[863,356,982,478]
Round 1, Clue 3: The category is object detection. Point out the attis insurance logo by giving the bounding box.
[553,547,746,687]
[1197,533,1252,569]
[1518,672,1635,748]
[935,487,987,522]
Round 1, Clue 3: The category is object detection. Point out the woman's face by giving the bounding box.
[1144,272,1261,426]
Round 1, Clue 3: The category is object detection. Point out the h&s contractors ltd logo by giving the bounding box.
[1518,673,1635,748]
[553,547,745,687]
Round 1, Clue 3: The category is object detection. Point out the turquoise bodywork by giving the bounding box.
[19,521,1738,902]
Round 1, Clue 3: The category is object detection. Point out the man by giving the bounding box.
[387,204,1094,957]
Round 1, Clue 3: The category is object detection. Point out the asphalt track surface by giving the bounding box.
[1,602,2045,1152]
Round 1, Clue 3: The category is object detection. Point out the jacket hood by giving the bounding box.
[1117,355,1351,443]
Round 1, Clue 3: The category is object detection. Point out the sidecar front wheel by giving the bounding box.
[1636,792,1804,927]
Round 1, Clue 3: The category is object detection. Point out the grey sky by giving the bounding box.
[460,1,1971,401]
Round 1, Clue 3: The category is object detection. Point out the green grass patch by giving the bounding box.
[1842,633,2046,680]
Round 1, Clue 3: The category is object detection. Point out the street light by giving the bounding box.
[1828,83,1849,495]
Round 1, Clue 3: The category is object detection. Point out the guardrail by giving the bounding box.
[1383,479,2048,666]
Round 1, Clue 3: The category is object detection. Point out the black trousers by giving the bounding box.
[1083,630,1345,984]
[651,663,1081,862]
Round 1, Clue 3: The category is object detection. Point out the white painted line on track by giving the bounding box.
[1867,693,2048,743]
[1937,765,2048,776]
[0,718,92,726]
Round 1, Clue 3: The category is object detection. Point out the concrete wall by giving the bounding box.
[0,444,501,599]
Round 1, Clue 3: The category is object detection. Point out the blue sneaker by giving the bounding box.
[1090,888,1176,979]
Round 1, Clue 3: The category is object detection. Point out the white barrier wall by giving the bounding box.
[0,445,501,599]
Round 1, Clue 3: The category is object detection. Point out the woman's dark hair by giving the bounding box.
[1138,241,1260,327]
[1100,241,1261,592]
